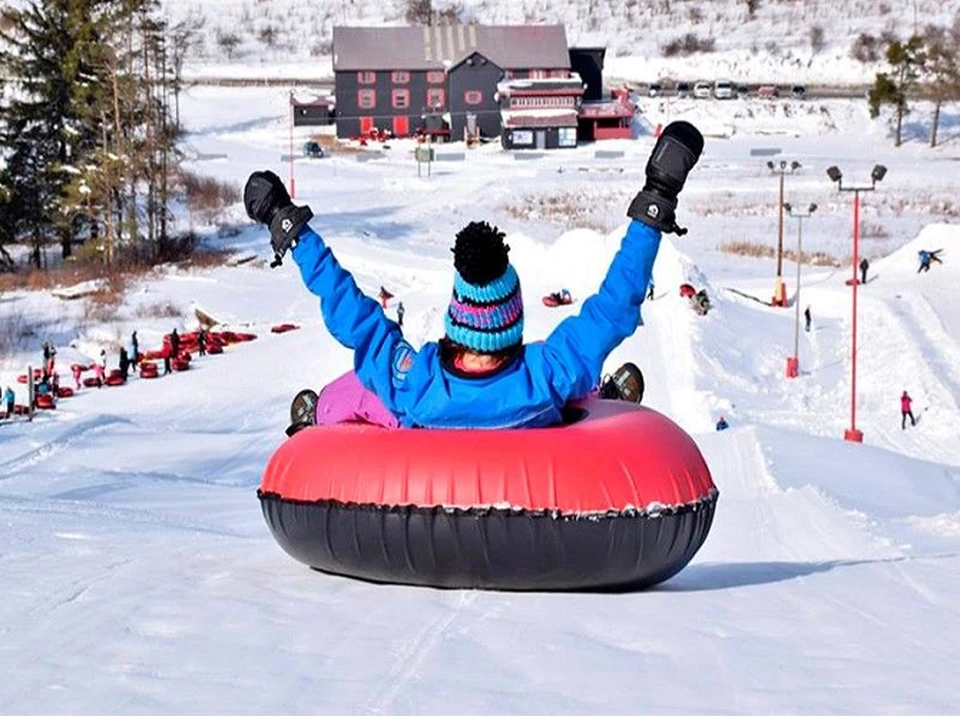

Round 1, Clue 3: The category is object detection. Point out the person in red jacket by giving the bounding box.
[901,390,916,430]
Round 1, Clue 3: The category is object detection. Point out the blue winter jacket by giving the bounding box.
[292,220,661,429]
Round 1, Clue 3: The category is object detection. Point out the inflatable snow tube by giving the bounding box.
[259,399,717,591]
[36,394,56,409]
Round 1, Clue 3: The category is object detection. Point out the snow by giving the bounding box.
[3,77,960,714]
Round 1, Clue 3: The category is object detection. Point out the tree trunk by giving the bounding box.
[931,99,941,148]
[895,103,903,147]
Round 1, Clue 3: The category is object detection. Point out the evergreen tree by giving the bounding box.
[868,35,925,147]
[0,0,113,265]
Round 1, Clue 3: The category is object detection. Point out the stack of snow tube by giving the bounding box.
[259,398,717,591]
[140,361,159,379]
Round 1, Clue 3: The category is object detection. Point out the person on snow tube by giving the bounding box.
[244,121,703,432]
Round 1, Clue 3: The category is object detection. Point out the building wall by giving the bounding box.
[569,48,605,102]
[334,69,449,138]
[448,53,504,140]
[501,126,578,150]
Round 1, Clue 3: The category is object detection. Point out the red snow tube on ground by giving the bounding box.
[271,323,300,334]
[104,375,125,386]
[259,398,717,590]
[140,362,159,378]
[207,344,223,355]
[57,387,74,398]
[16,374,28,384]
[35,394,56,409]
[83,377,100,388]
[680,283,697,298]
[172,358,190,371]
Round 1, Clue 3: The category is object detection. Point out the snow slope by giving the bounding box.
[2,85,960,713]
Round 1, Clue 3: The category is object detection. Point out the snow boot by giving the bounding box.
[286,389,318,437]
[599,362,644,404]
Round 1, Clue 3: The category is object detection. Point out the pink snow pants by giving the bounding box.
[315,371,400,429]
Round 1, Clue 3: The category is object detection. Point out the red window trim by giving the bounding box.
[357,89,376,109]
[426,88,445,107]
[391,71,410,84]
[392,88,410,109]
[426,71,445,84]
[464,90,483,105]
[358,71,376,84]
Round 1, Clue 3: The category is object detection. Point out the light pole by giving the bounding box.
[288,90,296,198]
[783,202,817,379]
[767,160,801,307]
[826,163,887,443]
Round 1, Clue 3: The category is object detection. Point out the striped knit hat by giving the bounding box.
[444,221,524,354]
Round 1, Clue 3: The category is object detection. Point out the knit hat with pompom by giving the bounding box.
[444,221,524,354]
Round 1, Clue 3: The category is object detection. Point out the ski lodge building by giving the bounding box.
[329,25,634,147]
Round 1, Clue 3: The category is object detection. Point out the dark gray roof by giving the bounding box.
[333,25,570,72]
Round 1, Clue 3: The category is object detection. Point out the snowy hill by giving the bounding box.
[155,0,960,84]
[2,82,960,712]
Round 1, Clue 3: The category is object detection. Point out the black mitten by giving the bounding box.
[627,121,704,235]
[244,170,313,267]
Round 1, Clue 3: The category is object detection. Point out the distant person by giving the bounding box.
[95,349,107,387]
[716,415,729,431]
[647,280,655,301]
[804,305,811,333]
[197,327,208,357]
[859,257,869,285]
[71,363,83,390]
[901,390,916,430]
[163,342,173,375]
[130,331,140,366]
[3,385,14,419]
[396,301,405,328]
[119,347,130,381]
[917,249,943,273]
[169,329,180,360]
[378,286,393,309]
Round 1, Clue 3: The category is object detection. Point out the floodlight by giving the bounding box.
[791,160,801,171]
[784,202,793,213]
[767,160,774,170]
[871,164,887,183]
[826,166,842,183]
[808,203,818,213]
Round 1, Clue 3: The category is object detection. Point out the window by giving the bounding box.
[358,71,376,84]
[357,89,376,109]
[549,69,568,78]
[463,90,483,105]
[391,71,410,84]
[426,71,445,84]
[529,69,546,79]
[392,89,410,109]
[511,130,533,145]
[558,127,577,147]
[426,88,445,108]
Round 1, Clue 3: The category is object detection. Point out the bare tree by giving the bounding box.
[922,23,960,147]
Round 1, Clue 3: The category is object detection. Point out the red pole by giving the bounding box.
[845,190,863,442]
[289,91,296,198]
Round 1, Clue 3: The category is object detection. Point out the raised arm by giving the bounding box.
[242,170,409,412]
[543,220,661,400]
[543,122,704,402]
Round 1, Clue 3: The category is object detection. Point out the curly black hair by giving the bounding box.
[452,220,509,286]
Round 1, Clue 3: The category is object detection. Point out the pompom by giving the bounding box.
[452,221,509,286]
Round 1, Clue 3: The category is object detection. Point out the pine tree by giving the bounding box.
[868,35,925,147]
[0,0,113,265]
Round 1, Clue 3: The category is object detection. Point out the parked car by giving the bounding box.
[714,79,734,99]
[736,84,750,99]
[302,140,325,158]
[791,84,806,100]
[757,84,780,99]
[693,81,712,99]
[676,81,691,98]
[648,82,663,97]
